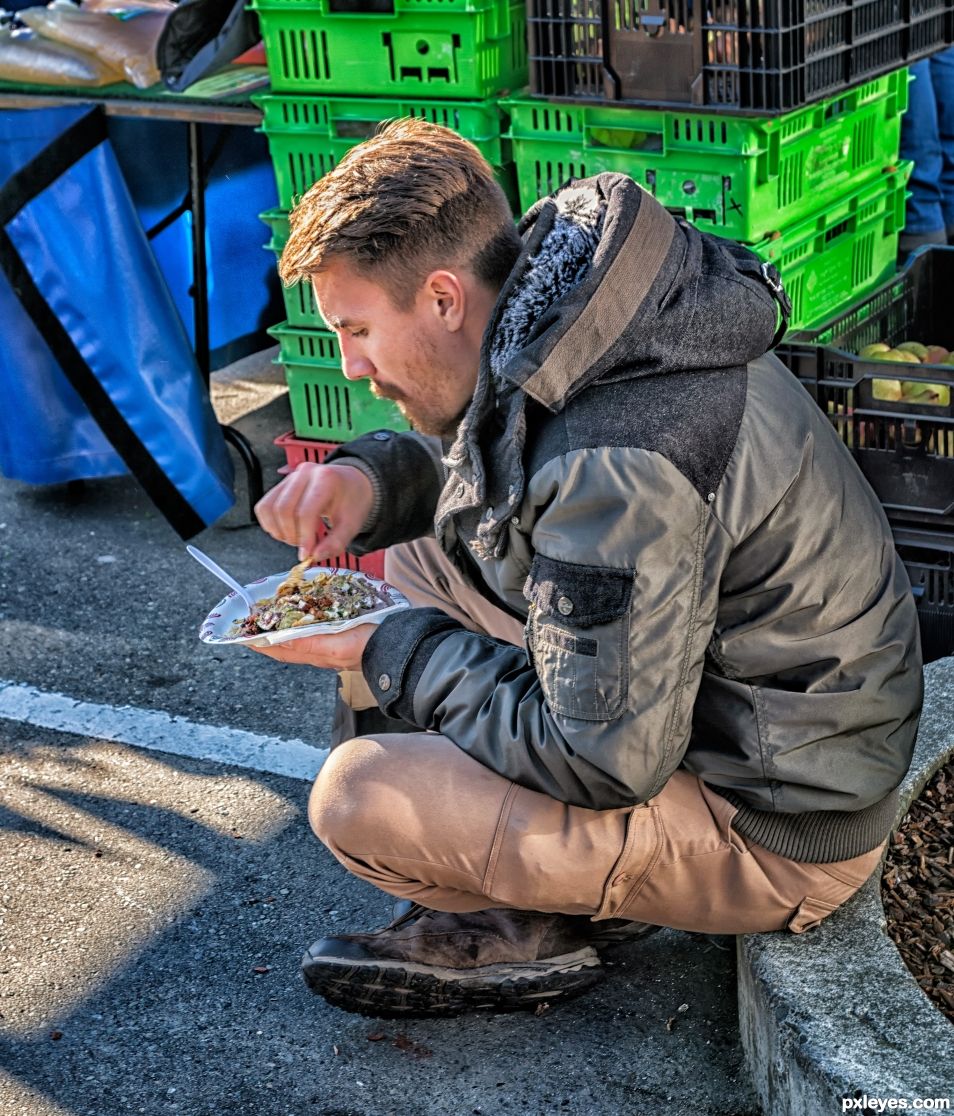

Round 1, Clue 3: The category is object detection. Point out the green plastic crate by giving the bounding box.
[269,321,341,364]
[252,0,527,100]
[268,322,409,438]
[745,161,912,332]
[273,263,320,329]
[256,93,518,209]
[261,209,321,328]
[261,207,291,253]
[263,165,907,345]
[506,69,909,244]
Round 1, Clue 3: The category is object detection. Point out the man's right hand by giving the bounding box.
[254,462,374,561]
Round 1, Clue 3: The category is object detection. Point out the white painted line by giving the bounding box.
[0,680,327,782]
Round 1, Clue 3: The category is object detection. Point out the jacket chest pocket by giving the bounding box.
[524,554,633,722]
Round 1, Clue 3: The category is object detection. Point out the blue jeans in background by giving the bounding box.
[899,49,954,250]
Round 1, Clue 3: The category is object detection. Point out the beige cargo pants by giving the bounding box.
[311,538,885,935]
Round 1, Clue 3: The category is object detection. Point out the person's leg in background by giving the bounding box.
[928,47,954,241]
[899,57,948,257]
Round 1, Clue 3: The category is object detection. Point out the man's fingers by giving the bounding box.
[307,523,357,564]
[254,461,372,555]
[257,463,329,548]
[254,463,312,544]
[247,624,375,671]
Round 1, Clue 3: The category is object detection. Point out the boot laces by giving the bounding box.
[385,900,430,931]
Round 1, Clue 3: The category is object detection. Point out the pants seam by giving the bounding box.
[343,852,484,884]
[812,862,871,888]
[482,783,520,898]
[655,843,736,866]
[594,806,642,919]
[616,808,665,917]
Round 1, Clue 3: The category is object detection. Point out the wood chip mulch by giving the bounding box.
[882,758,954,1024]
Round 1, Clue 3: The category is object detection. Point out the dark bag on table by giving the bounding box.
[156,0,260,92]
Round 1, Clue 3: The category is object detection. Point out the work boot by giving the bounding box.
[388,898,660,953]
[587,917,662,951]
[301,903,606,1018]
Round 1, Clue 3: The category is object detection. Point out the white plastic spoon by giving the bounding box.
[186,544,257,614]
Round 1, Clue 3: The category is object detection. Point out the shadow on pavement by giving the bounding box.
[0,725,760,1116]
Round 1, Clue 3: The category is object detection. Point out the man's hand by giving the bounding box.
[255,462,374,560]
[250,623,376,672]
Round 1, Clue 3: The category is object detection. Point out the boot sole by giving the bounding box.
[300,946,603,1018]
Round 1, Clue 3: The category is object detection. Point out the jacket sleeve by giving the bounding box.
[325,431,444,553]
[361,448,720,809]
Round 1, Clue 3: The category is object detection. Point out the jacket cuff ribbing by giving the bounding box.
[326,431,443,553]
[323,456,383,555]
[361,607,463,724]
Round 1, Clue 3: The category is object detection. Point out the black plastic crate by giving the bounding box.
[893,524,954,663]
[777,247,954,532]
[527,0,954,113]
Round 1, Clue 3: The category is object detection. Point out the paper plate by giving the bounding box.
[198,567,409,648]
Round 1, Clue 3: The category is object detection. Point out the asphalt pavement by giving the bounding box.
[0,353,760,1116]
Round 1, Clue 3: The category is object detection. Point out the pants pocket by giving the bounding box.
[813,841,886,890]
[596,804,664,920]
[482,786,639,916]
[786,894,840,934]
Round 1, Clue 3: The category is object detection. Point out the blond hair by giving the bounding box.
[279,116,521,308]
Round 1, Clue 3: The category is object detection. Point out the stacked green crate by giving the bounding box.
[267,322,409,439]
[251,0,527,101]
[505,68,912,331]
[254,0,527,442]
[261,202,408,436]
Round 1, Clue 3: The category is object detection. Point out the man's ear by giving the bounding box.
[423,270,466,333]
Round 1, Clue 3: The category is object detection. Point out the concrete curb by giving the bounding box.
[738,656,954,1114]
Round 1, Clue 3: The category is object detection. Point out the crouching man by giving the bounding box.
[253,118,923,1018]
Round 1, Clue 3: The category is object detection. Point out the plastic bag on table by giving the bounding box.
[0,26,122,85]
[82,0,175,12]
[18,4,169,88]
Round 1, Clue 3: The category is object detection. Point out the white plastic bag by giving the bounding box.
[19,5,170,88]
[82,0,175,12]
[0,26,122,86]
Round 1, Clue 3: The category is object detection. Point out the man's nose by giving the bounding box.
[338,338,374,381]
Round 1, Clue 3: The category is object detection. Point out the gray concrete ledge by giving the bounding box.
[739,657,954,1114]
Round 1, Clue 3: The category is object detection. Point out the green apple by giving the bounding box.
[858,342,891,358]
[923,345,950,364]
[900,381,950,405]
[897,341,930,359]
[872,378,903,401]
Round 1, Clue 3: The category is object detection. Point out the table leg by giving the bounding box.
[221,423,264,519]
[187,120,210,383]
[186,121,263,522]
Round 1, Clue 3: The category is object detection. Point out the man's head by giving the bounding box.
[279,117,522,436]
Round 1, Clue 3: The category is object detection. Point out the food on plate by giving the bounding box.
[228,561,394,639]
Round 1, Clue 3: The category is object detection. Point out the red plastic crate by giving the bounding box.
[273,431,386,580]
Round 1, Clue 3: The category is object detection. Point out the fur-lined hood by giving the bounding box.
[436,173,783,560]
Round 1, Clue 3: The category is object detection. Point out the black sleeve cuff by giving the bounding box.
[361,606,462,724]
[326,431,443,553]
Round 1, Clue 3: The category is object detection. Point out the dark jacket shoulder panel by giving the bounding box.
[526,366,747,503]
